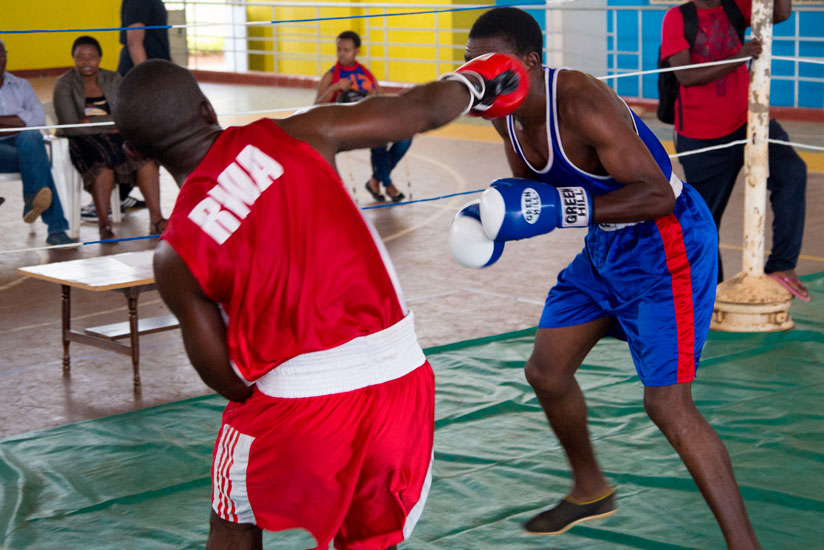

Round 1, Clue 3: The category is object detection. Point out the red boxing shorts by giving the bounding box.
[211,314,434,550]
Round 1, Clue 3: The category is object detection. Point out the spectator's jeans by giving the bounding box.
[0,130,69,235]
[675,120,806,280]
[370,139,413,188]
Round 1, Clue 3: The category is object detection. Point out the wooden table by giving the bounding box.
[18,251,179,393]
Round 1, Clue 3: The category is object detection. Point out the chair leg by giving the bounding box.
[110,187,122,224]
[48,136,82,239]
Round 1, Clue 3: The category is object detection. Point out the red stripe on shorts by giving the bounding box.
[655,214,696,383]
[214,427,230,518]
[225,429,240,522]
[216,426,239,520]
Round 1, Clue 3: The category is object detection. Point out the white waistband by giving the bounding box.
[598,173,683,232]
[255,313,426,398]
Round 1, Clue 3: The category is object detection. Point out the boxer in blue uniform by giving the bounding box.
[453,7,761,548]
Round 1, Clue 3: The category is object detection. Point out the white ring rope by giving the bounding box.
[773,55,824,66]
[668,139,749,159]
[5,53,822,135]
[767,138,824,153]
[596,56,753,81]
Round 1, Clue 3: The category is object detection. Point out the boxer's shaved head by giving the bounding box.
[469,7,544,58]
[114,60,211,157]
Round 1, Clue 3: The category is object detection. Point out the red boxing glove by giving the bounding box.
[438,53,529,119]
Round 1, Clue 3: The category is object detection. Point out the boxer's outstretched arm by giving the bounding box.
[153,242,253,403]
[280,80,471,161]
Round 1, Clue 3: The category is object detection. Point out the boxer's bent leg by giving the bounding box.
[527,320,613,502]
[206,511,262,550]
[617,190,757,547]
[643,383,760,549]
[528,259,615,501]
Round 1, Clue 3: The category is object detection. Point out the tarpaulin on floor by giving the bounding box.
[2,275,823,549]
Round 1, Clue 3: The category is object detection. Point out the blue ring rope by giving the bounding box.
[1,188,484,252]
[361,188,481,209]
[0,4,544,35]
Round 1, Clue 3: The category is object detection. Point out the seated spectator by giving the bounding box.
[315,30,410,202]
[53,35,165,240]
[0,38,76,245]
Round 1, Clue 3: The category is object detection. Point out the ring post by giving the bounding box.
[711,0,794,332]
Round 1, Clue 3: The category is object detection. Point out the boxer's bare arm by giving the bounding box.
[154,241,253,403]
[278,80,472,164]
[559,72,675,224]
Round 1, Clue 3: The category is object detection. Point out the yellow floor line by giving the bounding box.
[428,122,824,174]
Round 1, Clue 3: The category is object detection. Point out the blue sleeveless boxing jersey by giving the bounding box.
[506,67,680,199]
[510,67,718,387]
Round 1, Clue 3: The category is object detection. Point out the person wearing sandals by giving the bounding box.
[661,0,809,301]
[315,30,410,203]
[53,35,166,240]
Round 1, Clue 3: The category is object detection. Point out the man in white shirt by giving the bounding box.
[0,39,76,245]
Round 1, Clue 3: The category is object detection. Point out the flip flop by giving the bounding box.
[767,273,811,302]
[364,182,385,202]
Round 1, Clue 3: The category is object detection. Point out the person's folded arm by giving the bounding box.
[153,241,253,403]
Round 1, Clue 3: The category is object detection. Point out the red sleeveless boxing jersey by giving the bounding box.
[162,118,407,382]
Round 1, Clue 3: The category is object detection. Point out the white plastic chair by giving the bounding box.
[48,135,121,239]
[41,101,121,239]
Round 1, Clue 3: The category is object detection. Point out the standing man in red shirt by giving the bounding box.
[113,58,527,549]
[661,0,809,300]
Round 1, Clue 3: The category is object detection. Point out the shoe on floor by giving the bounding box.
[389,191,406,203]
[81,196,147,220]
[524,488,617,535]
[364,181,386,202]
[99,224,116,241]
[0,196,5,207]
[150,218,168,235]
[23,187,52,223]
[46,231,79,246]
[766,272,810,302]
[81,202,108,221]
[121,195,147,210]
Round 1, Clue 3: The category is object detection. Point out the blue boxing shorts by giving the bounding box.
[538,183,718,386]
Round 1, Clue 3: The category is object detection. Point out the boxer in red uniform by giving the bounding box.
[113,58,527,550]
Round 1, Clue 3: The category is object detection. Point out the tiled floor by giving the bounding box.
[0,75,821,437]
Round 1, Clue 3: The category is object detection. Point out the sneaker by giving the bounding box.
[524,488,617,535]
[80,202,106,221]
[80,196,147,221]
[121,195,147,210]
[23,187,52,223]
[46,231,79,246]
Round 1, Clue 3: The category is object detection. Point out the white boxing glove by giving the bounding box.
[449,200,505,268]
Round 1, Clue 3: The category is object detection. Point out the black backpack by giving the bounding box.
[657,0,746,128]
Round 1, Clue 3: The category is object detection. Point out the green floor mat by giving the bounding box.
[2,275,823,549]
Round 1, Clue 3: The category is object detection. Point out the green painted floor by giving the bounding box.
[1,275,822,550]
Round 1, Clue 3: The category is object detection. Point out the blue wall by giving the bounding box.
[607,0,823,108]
